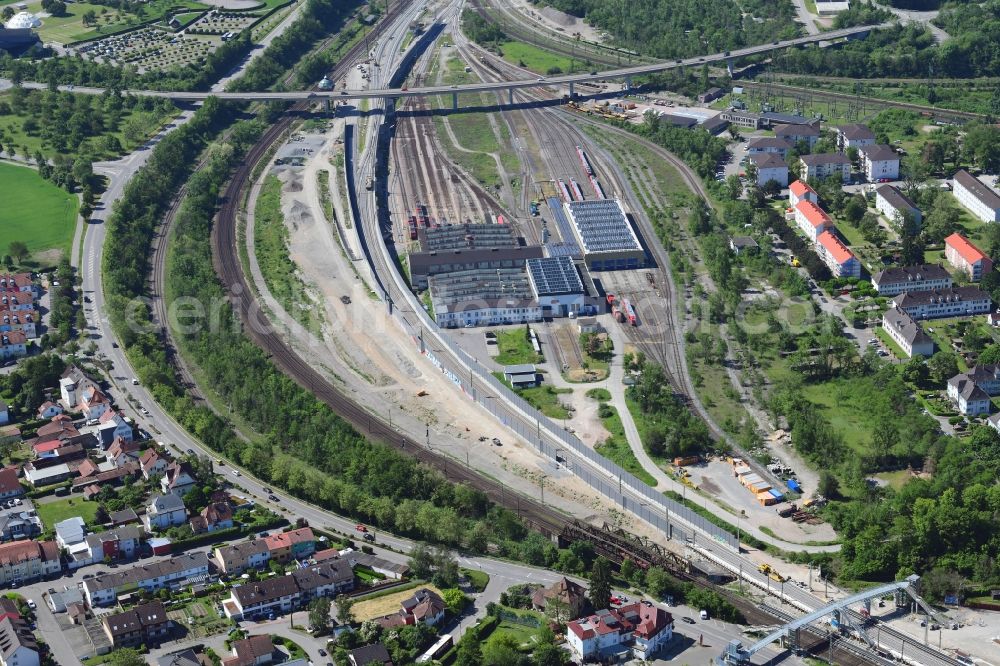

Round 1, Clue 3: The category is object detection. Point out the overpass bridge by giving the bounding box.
[6,22,887,108]
[718,575,958,666]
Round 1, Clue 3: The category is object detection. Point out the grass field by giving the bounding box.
[0,163,78,262]
[0,0,210,43]
[494,329,542,365]
[499,40,579,75]
[596,404,657,486]
[36,497,99,530]
[352,584,444,622]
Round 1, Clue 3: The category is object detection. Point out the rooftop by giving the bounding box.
[872,264,950,287]
[861,144,900,162]
[429,267,536,310]
[876,184,919,213]
[883,308,933,347]
[748,153,786,169]
[800,152,851,166]
[837,123,875,140]
[788,180,816,197]
[795,200,832,228]
[526,256,584,296]
[747,137,793,150]
[892,286,992,308]
[85,552,209,592]
[817,231,856,265]
[945,232,990,265]
[418,223,517,252]
[774,123,820,137]
[954,170,1000,210]
[565,199,641,255]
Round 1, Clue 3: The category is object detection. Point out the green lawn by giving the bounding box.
[799,379,873,452]
[461,568,489,593]
[0,163,78,262]
[36,497,99,530]
[499,40,580,75]
[494,329,543,365]
[1,0,211,43]
[515,385,572,419]
[874,326,908,360]
[595,404,657,486]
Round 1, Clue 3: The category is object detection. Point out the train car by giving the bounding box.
[497,215,506,225]
[590,175,606,199]
[623,299,637,326]
[407,216,418,240]
[530,200,540,216]
[558,179,573,202]
[576,145,594,176]
[612,303,624,323]
[570,179,585,201]
[606,293,616,306]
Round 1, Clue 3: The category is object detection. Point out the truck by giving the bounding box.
[758,564,786,582]
[530,200,540,216]
[777,504,797,518]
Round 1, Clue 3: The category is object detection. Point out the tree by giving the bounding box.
[927,351,959,384]
[901,356,928,385]
[7,242,27,263]
[455,636,483,666]
[334,594,354,625]
[107,649,145,666]
[308,597,331,635]
[82,9,96,25]
[482,633,520,666]
[977,344,1000,365]
[843,195,867,224]
[817,470,840,499]
[407,544,434,580]
[442,588,467,615]
[588,557,612,610]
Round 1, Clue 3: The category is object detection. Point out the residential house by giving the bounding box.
[988,412,1000,435]
[728,236,758,255]
[871,264,951,296]
[329,550,409,579]
[799,153,852,183]
[0,274,35,295]
[0,540,61,586]
[77,385,110,422]
[161,462,197,496]
[860,144,900,182]
[0,294,32,314]
[223,560,355,621]
[395,588,446,627]
[222,636,275,666]
[747,153,788,187]
[102,601,171,648]
[70,462,139,493]
[891,286,992,320]
[945,232,993,281]
[83,552,211,607]
[794,200,833,242]
[566,601,673,663]
[773,123,820,149]
[189,502,234,534]
[0,469,22,500]
[157,649,201,666]
[45,587,84,613]
[746,137,793,159]
[106,437,140,468]
[144,494,188,531]
[262,527,315,564]
[75,459,98,480]
[953,169,1000,224]
[531,576,587,619]
[59,365,100,411]
[948,375,992,416]
[788,180,818,208]
[35,402,62,420]
[835,123,876,151]
[54,517,87,550]
[0,616,38,666]
[30,418,79,449]
[347,645,393,666]
[141,450,169,480]
[214,539,271,576]
[0,311,36,339]
[0,504,41,543]
[76,526,142,568]
[96,411,133,447]
[0,333,26,361]
[816,231,860,278]
[882,309,934,358]
[875,185,921,228]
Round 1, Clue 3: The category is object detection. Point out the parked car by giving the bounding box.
[682,616,696,624]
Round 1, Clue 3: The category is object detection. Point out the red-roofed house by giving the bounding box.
[794,200,833,241]
[0,274,35,294]
[32,440,64,457]
[78,387,110,421]
[0,467,22,499]
[945,232,993,281]
[76,459,99,479]
[36,401,63,420]
[161,462,196,496]
[0,331,27,361]
[567,601,673,662]
[788,180,818,208]
[140,450,169,480]
[190,502,234,534]
[263,528,315,563]
[107,437,140,468]
[816,231,861,278]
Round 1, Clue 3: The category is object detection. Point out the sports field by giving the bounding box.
[0,162,78,262]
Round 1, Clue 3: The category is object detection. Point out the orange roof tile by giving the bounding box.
[817,231,856,265]
[789,180,816,197]
[945,232,989,265]
[795,200,832,228]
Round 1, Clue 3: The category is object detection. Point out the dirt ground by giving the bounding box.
[507,0,607,44]
[352,585,445,622]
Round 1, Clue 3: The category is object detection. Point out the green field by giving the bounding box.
[0,0,210,43]
[36,496,99,530]
[596,404,657,486]
[494,329,542,365]
[516,385,572,419]
[0,163,78,262]
[499,40,580,75]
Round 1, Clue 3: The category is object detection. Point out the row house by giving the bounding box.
[0,274,36,295]
[882,309,934,358]
[0,333,26,361]
[83,552,211,607]
[816,231,860,278]
[0,540,61,586]
[0,294,32,313]
[871,264,951,297]
[0,616,38,666]
[223,559,355,620]
[945,232,992,282]
[860,144,900,182]
[953,169,1000,224]
[68,526,142,570]
[891,286,992,320]
[0,311,36,339]
[875,185,921,228]
[788,180,818,208]
[102,601,171,648]
[214,528,316,574]
[799,153,852,183]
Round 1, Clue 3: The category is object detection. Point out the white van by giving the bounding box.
[700,610,709,620]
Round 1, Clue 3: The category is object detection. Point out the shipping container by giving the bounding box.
[768,488,784,500]
[673,455,700,467]
[787,479,802,493]
[742,473,764,487]
[756,491,778,506]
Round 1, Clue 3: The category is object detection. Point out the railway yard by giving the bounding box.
[31,0,996,661]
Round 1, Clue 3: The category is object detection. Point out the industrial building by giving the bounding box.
[526,256,586,318]
[429,267,541,328]
[417,223,518,252]
[408,246,544,289]
[564,199,645,271]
